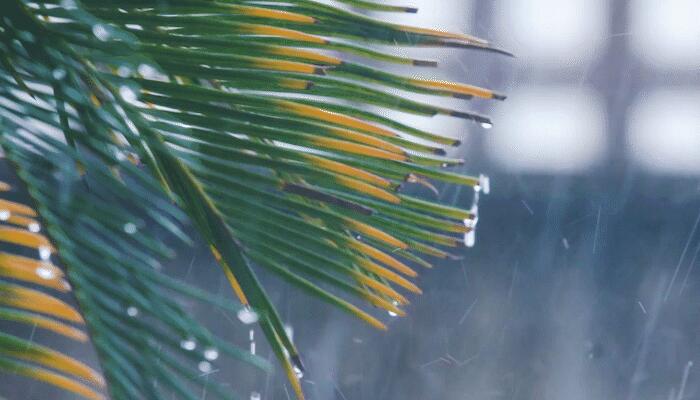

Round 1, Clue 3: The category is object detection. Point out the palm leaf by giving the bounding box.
[0,0,506,398]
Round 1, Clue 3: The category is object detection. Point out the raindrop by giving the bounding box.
[198,361,212,373]
[0,210,10,221]
[119,85,138,103]
[284,324,294,342]
[180,338,197,351]
[479,174,491,195]
[237,307,259,325]
[123,222,137,234]
[388,301,400,317]
[250,341,256,355]
[441,163,449,168]
[137,63,159,79]
[28,222,40,233]
[293,364,304,379]
[464,230,476,248]
[35,265,55,280]
[39,246,51,261]
[480,122,493,129]
[203,347,219,361]
[250,392,261,400]
[126,306,139,317]
[249,329,254,341]
[92,24,111,41]
[117,65,132,78]
[52,68,66,80]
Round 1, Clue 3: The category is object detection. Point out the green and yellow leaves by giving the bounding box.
[2,0,505,398]
[0,182,104,399]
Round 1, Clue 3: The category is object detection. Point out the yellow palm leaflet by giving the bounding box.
[333,175,400,204]
[303,154,390,188]
[0,284,83,323]
[342,218,407,250]
[0,227,53,250]
[361,291,405,318]
[211,246,250,306]
[409,78,502,99]
[0,198,38,217]
[353,257,421,294]
[277,100,398,138]
[249,57,323,75]
[347,240,415,277]
[0,252,66,292]
[325,126,404,154]
[2,346,104,387]
[267,46,342,65]
[0,310,87,341]
[278,77,313,90]
[309,136,406,161]
[22,366,105,400]
[230,5,316,24]
[397,25,488,45]
[240,23,326,44]
[6,214,39,229]
[352,272,409,305]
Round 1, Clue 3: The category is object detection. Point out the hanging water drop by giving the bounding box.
[180,337,197,351]
[52,68,66,81]
[237,307,259,325]
[293,364,304,379]
[250,392,261,400]
[464,230,476,248]
[38,246,51,261]
[126,306,139,317]
[123,222,137,234]
[35,265,55,280]
[480,122,493,129]
[284,324,294,342]
[203,347,219,361]
[387,301,400,317]
[479,174,491,195]
[119,85,138,103]
[28,222,40,233]
[198,361,212,373]
[0,210,10,221]
[92,24,111,41]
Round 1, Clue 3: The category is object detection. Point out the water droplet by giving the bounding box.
[117,65,132,78]
[137,63,159,79]
[36,265,55,280]
[39,246,51,261]
[28,222,40,233]
[479,174,491,195]
[480,122,493,129]
[126,306,139,317]
[52,68,66,80]
[180,338,196,351]
[249,329,255,341]
[237,307,259,325]
[92,24,111,41]
[203,347,219,361]
[464,230,476,248]
[293,365,304,379]
[0,210,10,220]
[119,85,138,103]
[250,392,261,400]
[123,222,137,234]
[441,163,449,168]
[388,301,400,317]
[284,325,294,342]
[198,361,212,373]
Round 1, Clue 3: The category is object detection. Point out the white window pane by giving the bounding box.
[628,90,700,174]
[494,0,608,67]
[486,86,607,173]
[630,0,700,68]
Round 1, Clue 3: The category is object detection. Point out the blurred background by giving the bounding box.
[3,1,700,399]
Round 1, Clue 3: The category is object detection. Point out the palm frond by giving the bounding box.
[1,0,505,398]
[0,183,105,399]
